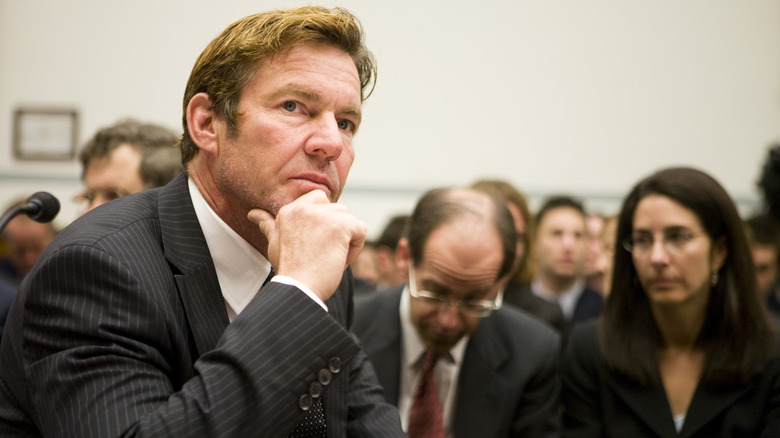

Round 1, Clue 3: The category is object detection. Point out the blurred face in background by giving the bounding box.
[752,243,779,299]
[594,216,618,295]
[78,144,145,213]
[403,217,503,355]
[629,194,726,310]
[534,207,587,287]
[3,216,56,278]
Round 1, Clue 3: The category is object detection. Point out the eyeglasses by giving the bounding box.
[73,189,126,209]
[408,267,503,318]
[622,229,705,255]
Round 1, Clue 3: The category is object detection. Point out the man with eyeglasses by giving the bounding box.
[353,187,561,438]
[75,119,182,214]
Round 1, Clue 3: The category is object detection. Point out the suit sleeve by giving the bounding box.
[17,243,401,437]
[561,323,604,438]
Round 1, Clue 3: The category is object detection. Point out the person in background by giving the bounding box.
[744,214,780,318]
[563,167,780,437]
[471,179,565,332]
[592,214,618,296]
[353,187,561,438]
[351,241,379,296]
[0,197,59,285]
[757,142,780,223]
[0,197,59,339]
[0,6,404,436]
[530,196,603,330]
[76,118,182,213]
[584,214,606,295]
[373,214,410,291]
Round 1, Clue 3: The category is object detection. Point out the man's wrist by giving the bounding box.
[271,275,329,312]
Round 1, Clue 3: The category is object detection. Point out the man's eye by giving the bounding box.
[282,101,297,112]
[337,120,354,132]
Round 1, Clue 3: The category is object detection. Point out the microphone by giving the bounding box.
[0,192,60,234]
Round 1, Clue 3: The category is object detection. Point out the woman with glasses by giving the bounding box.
[562,167,780,437]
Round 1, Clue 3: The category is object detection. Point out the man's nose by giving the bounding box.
[305,116,343,161]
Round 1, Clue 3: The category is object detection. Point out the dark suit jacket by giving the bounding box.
[0,174,404,438]
[0,279,15,340]
[570,287,603,326]
[562,321,780,437]
[352,286,561,438]
[503,281,565,333]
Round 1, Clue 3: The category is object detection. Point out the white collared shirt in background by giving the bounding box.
[531,277,585,321]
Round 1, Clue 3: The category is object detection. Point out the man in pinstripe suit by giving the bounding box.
[0,6,404,437]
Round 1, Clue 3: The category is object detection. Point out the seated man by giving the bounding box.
[75,118,182,213]
[530,196,603,330]
[353,187,561,438]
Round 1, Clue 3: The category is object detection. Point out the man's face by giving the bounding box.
[3,217,55,277]
[79,143,145,213]
[753,243,779,299]
[405,218,504,354]
[533,206,587,283]
[210,42,362,217]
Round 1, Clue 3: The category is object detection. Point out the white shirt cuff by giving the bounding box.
[271,275,329,312]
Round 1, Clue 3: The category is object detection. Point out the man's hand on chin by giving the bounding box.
[248,189,366,302]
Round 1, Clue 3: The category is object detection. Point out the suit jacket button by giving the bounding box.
[329,357,341,374]
[309,381,323,398]
[318,368,332,386]
[298,394,313,411]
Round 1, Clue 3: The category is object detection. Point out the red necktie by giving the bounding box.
[407,350,446,438]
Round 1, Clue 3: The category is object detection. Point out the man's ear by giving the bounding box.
[396,238,411,277]
[186,92,220,155]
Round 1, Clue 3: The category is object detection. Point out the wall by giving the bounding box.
[1,0,779,237]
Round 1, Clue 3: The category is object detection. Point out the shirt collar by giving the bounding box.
[532,277,585,320]
[188,178,272,318]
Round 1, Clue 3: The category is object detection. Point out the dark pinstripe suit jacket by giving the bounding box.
[0,174,404,437]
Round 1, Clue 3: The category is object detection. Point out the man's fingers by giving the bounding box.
[345,219,367,268]
[247,209,275,239]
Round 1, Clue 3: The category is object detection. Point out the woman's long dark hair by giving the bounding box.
[601,167,778,387]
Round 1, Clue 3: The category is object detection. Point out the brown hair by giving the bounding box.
[602,167,778,387]
[178,6,377,165]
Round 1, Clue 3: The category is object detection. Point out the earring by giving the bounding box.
[711,269,719,286]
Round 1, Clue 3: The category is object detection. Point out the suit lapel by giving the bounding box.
[679,382,753,437]
[159,174,229,356]
[605,370,678,437]
[359,289,403,405]
[452,318,510,437]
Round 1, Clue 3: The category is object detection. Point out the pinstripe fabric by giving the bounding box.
[0,174,404,437]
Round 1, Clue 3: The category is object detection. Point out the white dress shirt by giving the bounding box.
[397,285,468,438]
[187,178,327,321]
[531,277,586,321]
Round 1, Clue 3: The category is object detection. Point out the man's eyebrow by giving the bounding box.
[269,84,362,124]
[269,84,321,102]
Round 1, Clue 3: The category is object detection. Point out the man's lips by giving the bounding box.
[291,174,334,195]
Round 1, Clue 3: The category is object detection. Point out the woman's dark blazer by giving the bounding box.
[562,320,780,438]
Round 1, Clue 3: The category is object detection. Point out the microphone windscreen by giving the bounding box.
[26,192,60,223]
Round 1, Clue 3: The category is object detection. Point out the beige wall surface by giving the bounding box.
[1,0,778,236]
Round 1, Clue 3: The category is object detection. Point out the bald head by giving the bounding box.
[405,187,517,280]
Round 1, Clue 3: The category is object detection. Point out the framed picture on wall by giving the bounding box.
[12,108,79,160]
